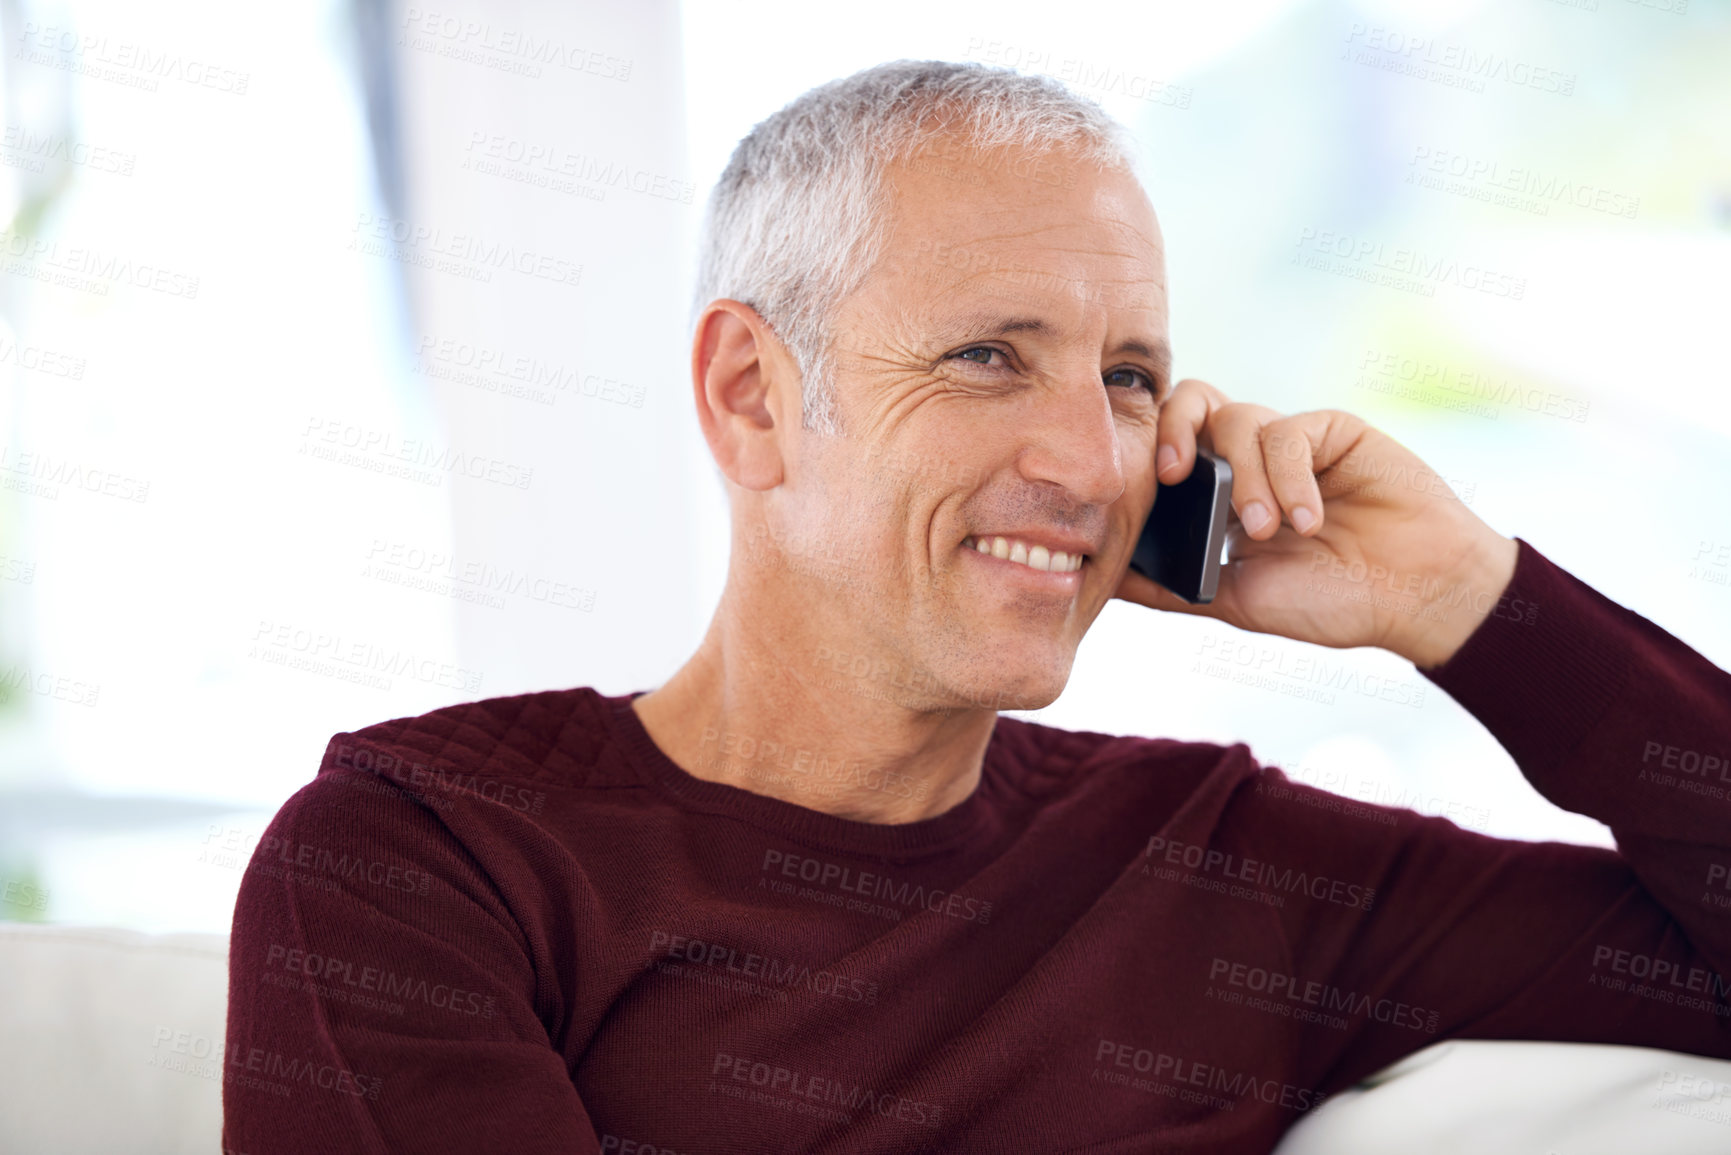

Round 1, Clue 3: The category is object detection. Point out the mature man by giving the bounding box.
[225,61,1731,1154]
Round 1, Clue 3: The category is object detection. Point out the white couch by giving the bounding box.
[4,922,1731,1152]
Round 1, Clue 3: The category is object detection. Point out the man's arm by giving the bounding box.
[1247,537,1731,1093]
[1111,384,1731,1096]
[1419,536,1731,1039]
[222,764,604,1154]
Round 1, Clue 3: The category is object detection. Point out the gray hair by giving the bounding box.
[692,59,1139,435]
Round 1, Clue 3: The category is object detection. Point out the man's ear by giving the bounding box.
[690,299,794,492]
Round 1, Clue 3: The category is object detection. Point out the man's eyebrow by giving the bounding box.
[1110,338,1173,387]
[935,314,1056,341]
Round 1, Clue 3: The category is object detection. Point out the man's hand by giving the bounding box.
[1112,378,1520,669]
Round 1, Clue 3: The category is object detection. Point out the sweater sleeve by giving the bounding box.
[1253,537,1731,1093]
[220,762,603,1154]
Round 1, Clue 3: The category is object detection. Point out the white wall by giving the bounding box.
[389,0,703,697]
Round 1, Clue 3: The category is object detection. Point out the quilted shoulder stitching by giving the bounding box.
[335,687,626,789]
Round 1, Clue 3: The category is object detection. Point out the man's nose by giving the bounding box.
[1014,374,1129,509]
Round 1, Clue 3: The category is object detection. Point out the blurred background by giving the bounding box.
[0,0,1725,934]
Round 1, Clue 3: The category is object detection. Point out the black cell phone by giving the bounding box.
[1128,448,1234,604]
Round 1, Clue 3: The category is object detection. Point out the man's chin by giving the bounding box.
[945,661,1072,714]
[980,685,1062,713]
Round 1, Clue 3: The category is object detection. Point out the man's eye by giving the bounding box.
[951,345,1005,368]
[1104,367,1157,393]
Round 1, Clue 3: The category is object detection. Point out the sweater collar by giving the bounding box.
[607,691,1004,860]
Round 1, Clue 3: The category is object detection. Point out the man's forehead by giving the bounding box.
[912,255,1166,315]
[878,149,1166,316]
[890,202,1164,281]
[884,142,1161,243]
[884,233,1168,347]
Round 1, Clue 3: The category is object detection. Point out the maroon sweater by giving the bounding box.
[223,539,1731,1154]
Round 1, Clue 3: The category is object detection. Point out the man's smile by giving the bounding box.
[960,533,1088,574]
[957,533,1089,601]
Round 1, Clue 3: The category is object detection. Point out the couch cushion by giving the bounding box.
[0,923,228,1155]
[1273,1037,1731,1153]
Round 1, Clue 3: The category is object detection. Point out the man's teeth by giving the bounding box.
[965,536,1084,573]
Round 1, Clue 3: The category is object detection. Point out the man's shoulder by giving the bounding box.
[316,684,632,791]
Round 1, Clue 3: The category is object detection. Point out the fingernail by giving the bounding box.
[1242,501,1270,532]
[1292,506,1315,533]
[1157,445,1178,476]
